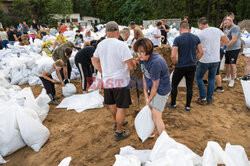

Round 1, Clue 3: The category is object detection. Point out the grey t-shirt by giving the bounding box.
[225,25,241,51]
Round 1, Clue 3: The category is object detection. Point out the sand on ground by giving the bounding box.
[4,55,250,166]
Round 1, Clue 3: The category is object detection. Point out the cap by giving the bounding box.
[106,21,119,32]
[130,21,136,25]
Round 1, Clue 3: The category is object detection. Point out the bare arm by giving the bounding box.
[147,79,159,104]
[226,35,238,48]
[91,57,102,74]
[125,59,136,70]
[42,71,56,83]
[196,43,203,61]
[143,75,148,100]
[13,34,18,41]
[221,35,229,46]
[171,46,178,64]
[56,69,64,86]
[63,65,68,80]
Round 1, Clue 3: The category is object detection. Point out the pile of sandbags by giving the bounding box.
[0,73,51,164]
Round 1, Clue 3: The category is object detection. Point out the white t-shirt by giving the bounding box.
[198,27,225,63]
[93,38,133,88]
[151,28,161,47]
[38,61,55,77]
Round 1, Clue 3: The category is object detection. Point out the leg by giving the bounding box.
[49,75,56,97]
[195,63,208,100]
[230,64,237,80]
[171,68,185,105]
[152,109,165,135]
[207,63,219,102]
[215,75,222,87]
[39,76,54,100]
[77,63,86,91]
[109,104,117,122]
[116,108,126,133]
[225,64,231,78]
[185,66,196,107]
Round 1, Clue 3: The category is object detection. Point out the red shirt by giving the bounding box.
[60,25,68,33]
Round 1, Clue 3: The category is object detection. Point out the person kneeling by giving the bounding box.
[134,38,171,136]
[39,59,64,105]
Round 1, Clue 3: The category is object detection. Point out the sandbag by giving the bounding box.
[62,83,77,97]
[0,103,26,157]
[134,106,155,142]
[0,155,6,164]
[241,80,250,109]
[170,70,186,88]
[16,107,50,152]
[225,143,249,166]
[113,155,141,166]
[58,157,72,166]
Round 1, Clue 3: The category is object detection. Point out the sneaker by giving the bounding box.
[54,95,61,100]
[228,80,234,87]
[242,74,250,81]
[114,130,130,141]
[166,102,177,108]
[113,121,128,131]
[222,77,230,81]
[185,106,191,112]
[196,98,206,105]
[148,131,155,138]
[214,87,224,92]
[51,100,58,105]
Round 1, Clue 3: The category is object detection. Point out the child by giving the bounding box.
[74,30,83,47]
[133,38,171,136]
[39,59,64,105]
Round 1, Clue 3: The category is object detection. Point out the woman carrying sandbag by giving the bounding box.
[134,38,171,136]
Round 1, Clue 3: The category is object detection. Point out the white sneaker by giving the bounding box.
[228,80,234,87]
[222,77,230,81]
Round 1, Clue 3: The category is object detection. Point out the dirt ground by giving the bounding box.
[4,55,250,166]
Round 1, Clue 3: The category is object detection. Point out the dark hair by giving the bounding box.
[227,12,234,16]
[180,21,189,29]
[130,21,136,25]
[0,28,4,31]
[183,16,189,20]
[65,47,72,56]
[156,21,162,26]
[133,38,154,55]
[92,37,106,48]
[76,30,80,33]
[198,17,208,25]
[59,31,62,34]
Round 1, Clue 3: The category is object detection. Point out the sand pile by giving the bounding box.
[238,20,250,32]
[154,44,172,67]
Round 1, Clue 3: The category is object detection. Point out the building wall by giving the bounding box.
[81,16,100,24]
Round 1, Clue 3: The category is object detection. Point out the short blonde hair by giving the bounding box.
[55,59,64,67]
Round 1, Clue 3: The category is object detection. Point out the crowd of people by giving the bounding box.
[0,12,249,142]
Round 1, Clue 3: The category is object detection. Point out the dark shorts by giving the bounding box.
[104,86,132,108]
[225,49,241,64]
[216,49,225,75]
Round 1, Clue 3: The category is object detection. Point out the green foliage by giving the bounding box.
[0,0,249,28]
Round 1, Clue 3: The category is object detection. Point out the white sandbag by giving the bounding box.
[241,80,250,109]
[220,55,225,71]
[16,107,50,152]
[113,155,141,166]
[170,71,186,88]
[89,72,102,92]
[35,88,51,120]
[10,69,23,85]
[202,141,235,166]
[57,90,104,113]
[62,83,77,97]
[0,155,6,164]
[28,76,40,86]
[149,131,202,165]
[134,106,155,142]
[0,103,26,157]
[225,143,249,166]
[58,157,72,166]
[119,146,151,164]
[0,72,11,89]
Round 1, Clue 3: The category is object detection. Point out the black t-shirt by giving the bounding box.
[75,34,83,41]
[75,46,96,65]
[173,33,201,68]
[32,23,38,30]
[15,30,22,42]
[7,30,16,41]
[160,25,170,38]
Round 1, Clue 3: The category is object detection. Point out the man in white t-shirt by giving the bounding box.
[196,17,229,105]
[92,21,136,141]
[151,21,164,47]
